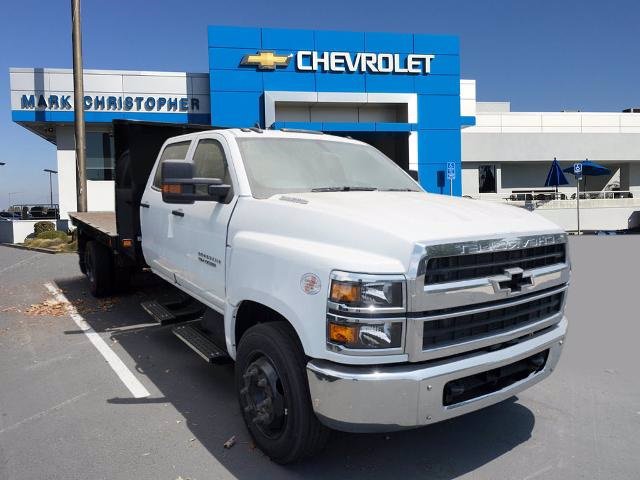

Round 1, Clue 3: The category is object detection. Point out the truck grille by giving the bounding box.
[423,244,566,284]
[422,291,563,349]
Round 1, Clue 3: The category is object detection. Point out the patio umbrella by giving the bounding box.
[562,159,611,177]
[563,159,611,191]
[544,157,569,194]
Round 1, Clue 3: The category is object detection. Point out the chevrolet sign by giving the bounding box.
[296,51,435,74]
[240,50,436,74]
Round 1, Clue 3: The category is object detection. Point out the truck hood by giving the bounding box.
[280,191,562,242]
[231,191,564,273]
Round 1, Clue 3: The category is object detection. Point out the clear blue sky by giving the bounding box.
[2,0,639,208]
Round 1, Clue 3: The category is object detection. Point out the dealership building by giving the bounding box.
[9,25,640,231]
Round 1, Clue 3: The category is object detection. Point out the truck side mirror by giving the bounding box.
[161,160,231,204]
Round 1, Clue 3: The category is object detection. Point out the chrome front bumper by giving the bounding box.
[306,317,567,433]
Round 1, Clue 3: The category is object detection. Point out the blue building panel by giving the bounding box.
[207,26,261,49]
[418,130,461,164]
[429,55,460,76]
[414,74,460,95]
[418,94,461,130]
[365,73,414,93]
[364,32,413,53]
[209,48,259,70]
[210,91,263,127]
[262,27,315,50]
[315,30,365,52]
[315,71,366,92]
[263,71,316,91]
[210,70,262,92]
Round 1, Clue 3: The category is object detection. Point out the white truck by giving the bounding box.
[71,120,570,463]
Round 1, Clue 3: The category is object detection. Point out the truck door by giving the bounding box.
[168,135,237,311]
[140,139,193,281]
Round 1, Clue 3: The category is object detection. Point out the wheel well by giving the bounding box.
[235,301,295,348]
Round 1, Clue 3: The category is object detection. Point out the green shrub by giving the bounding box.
[36,230,69,240]
[34,221,55,236]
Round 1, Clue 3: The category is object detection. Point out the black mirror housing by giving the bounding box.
[161,160,231,204]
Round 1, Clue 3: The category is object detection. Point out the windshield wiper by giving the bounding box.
[380,188,418,192]
[310,186,378,192]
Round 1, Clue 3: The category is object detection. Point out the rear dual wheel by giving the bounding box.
[84,241,133,297]
[84,241,114,297]
[235,321,329,464]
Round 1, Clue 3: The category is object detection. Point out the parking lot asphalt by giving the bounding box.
[0,237,639,480]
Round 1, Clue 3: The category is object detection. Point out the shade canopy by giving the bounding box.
[544,158,569,187]
[563,160,611,176]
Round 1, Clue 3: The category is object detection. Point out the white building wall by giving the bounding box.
[55,126,115,220]
[56,127,77,221]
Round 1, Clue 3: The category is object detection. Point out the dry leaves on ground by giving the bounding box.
[25,299,67,317]
[24,295,120,318]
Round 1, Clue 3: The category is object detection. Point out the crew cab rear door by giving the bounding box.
[140,138,194,280]
[167,134,238,311]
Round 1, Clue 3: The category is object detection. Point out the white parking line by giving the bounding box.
[44,282,150,398]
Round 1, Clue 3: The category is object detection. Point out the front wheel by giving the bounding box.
[235,322,329,464]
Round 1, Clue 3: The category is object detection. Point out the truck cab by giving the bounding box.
[75,125,570,463]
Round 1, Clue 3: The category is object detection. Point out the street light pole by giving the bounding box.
[71,0,87,212]
[8,192,21,210]
[44,169,58,209]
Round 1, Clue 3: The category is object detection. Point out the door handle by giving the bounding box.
[140,202,150,208]
[171,209,184,217]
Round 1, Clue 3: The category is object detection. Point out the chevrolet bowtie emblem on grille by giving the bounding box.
[240,51,292,70]
[489,267,533,294]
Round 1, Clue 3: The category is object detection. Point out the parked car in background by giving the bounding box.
[0,211,21,220]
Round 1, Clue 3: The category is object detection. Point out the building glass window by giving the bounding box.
[86,132,115,181]
[479,164,497,193]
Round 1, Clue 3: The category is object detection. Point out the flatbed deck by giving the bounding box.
[69,211,118,237]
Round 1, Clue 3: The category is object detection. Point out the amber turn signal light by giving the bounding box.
[330,281,360,303]
[162,183,181,194]
[328,323,358,344]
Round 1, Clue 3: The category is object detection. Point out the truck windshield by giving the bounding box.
[236,137,422,199]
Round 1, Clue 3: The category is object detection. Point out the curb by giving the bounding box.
[0,243,72,254]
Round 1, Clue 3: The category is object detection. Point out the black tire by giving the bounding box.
[78,252,87,275]
[77,232,87,275]
[235,321,329,464]
[84,241,114,297]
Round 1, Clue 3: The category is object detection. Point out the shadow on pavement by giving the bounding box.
[54,275,535,479]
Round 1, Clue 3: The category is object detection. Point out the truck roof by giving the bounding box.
[166,128,366,145]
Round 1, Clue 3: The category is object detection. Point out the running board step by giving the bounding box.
[140,299,205,326]
[172,324,229,363]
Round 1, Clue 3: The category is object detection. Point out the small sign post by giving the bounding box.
[573,162,583,235]
[446,162,456,196]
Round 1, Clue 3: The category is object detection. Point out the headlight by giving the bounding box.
[327,272,406,353]
[329,276,404,310]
